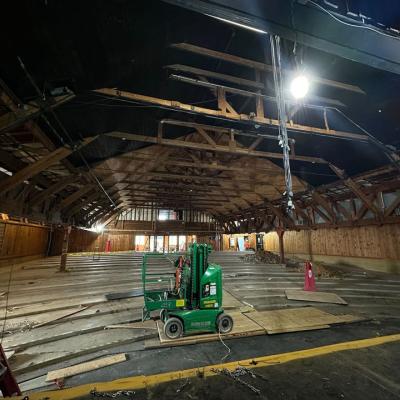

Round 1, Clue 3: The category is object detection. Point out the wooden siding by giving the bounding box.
[0,221,49,266]
[264,224,400,260]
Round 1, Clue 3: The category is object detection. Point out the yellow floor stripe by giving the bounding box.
[14,333,400,400]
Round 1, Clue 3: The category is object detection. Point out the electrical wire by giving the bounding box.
[218,328,231,361]
[331,107,400,172]
[270,34,295,212]
[17,57,116,210]
[306,0,400,41]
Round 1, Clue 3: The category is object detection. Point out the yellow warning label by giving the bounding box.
[176,299,185,307]
[203,300,216,305]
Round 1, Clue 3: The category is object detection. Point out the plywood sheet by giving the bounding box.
[149,311,265,348]
[246,307,365,335]
[46,353,127,381]
[285,290,348,305]
[223,289,243,309]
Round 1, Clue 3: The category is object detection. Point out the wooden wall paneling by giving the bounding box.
[0,221,49,266]
[264,224,400,261]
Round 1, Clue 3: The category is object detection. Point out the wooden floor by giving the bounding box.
[0,251,399,392]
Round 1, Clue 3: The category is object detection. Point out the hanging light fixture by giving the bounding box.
[290,75,310,99]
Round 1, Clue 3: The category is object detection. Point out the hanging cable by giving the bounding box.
[17,57,116,209]
[269,35,295,213]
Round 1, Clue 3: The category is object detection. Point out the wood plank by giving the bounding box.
[97,88,368,141]
[165,64,265,89]
[246,307,365,335]
[0,147,71,194]
[12,327,156,375]
[2,309,142,350]
[285,290,348,305]
[106,131,327,164]
[58,185,96,210]
[33,306,90,328]
[5,350,15,360]
[152,312,265,348]
[45,353,127,382]
[223,289,244,309]
[170,43,365,94]
[30,176,78,206]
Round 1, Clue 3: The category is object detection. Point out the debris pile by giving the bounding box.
[241,250,283,264]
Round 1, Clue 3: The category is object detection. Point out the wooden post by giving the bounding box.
[277,229,285,264]
[60,226,71,272]
[307,229,314,262]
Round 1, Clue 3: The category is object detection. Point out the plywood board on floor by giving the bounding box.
[147,311,265,349]
[46,353,127,381]
[2,309,143,350]
[285,290,348,305]
[223,289,244,309]
[11,327,157,375]
[246,307,365,334]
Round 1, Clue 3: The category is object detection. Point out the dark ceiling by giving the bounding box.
[1,0,399,187]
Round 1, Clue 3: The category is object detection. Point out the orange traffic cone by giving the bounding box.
[304,261,316,291]
[105,239,111,252]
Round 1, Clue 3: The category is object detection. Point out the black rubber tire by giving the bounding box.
[164,317,183,339]
[217,313,233,334]
[160,309,167,322]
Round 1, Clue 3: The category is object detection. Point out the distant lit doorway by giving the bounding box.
[178,235,186,251]
[149,236,155,252]
[156,236,164,252]
[169,235,178,252]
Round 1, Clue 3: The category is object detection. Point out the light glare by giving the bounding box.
[290,75,310,99]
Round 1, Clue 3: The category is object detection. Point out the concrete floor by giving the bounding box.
[0,251,399,396]
[111,341,400,400]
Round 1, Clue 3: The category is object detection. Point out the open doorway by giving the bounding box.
[178,235,186,251]
[169,235,178,252]
[155,236,164,252]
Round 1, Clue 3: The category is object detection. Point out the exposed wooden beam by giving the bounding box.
[96,88,368,141]
[0,149,51,190]
[105,131,327,164]
[0,137,95,195]
[165,64,264,89]
[264,200,295,228]
[384,193,400,217]
[104,159,276,173]
[248,136,264,151]
[0,94,75,134]
[58,185,96,210]
[196,127,216,147]
[65,191,99,218]
[170,43,365,94]
[121,171,280,185]
[312,192,336,222]
[30,176,78,207]
[329,164,382,216]
[0,147,71,195]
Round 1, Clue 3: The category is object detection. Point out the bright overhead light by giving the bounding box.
[290,75,310,99]
[92,224,105,233]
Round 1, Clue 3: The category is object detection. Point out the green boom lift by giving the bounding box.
[141,243,233,339]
